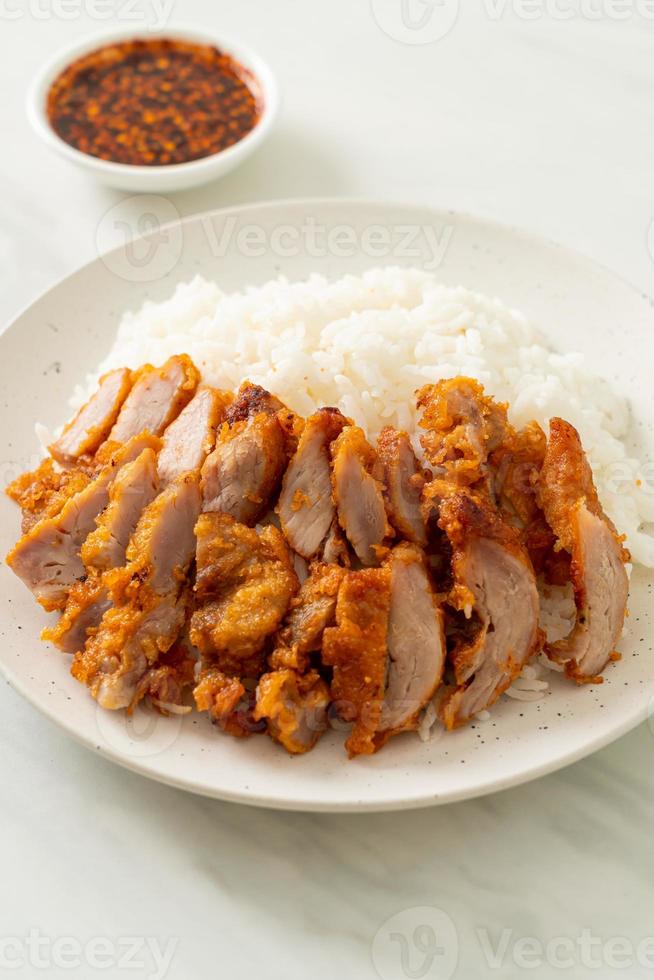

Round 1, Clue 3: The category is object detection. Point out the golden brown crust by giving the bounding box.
[254,669,329,754]
[130,642,195,714]
[225,381,300,455]
[418,376,510,487]
[322,567,391,757]
[539,417,628,560]
[437,488,524,615]
[270,562,346,672]
[193,668,259,737]
[6,458,93,532]
[190,513,299,675]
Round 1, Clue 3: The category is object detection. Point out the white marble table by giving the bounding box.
[2,4,654,978]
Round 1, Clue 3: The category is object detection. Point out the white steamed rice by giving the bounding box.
[73,267,653,569]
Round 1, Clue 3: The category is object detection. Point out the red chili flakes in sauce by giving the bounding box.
[46,38,262,166]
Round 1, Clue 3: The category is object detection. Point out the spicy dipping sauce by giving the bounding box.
[46,38,262,167]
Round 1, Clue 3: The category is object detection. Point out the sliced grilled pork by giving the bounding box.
[437,491,542,729]
[44,447,160,653]
[191,512,299,678]
[109,354,199,444]
[71,474,201,710]
[539,418,629,682]
[6,432,160,611]
[50,368,133,465]
[278,408,348,559]
[377,426,427,546]
[331,425,391,566]
[201,382,295,525]
[254,669,329,754]
[157,385,230,487]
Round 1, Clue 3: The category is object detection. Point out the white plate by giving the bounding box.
[1,199,653,812]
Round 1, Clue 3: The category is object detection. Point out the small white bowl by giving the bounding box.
[27,24,279,193]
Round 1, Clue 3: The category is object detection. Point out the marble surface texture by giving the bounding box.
[1,3,654,978]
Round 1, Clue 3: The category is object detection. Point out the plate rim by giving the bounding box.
[2,195,653,344]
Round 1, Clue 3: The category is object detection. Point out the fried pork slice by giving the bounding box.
[437,491,542,729]
[193,668,265,736]
[43,579,112,655]
[538,418,629,682]
[418,377,567,582]
[6,457,93,533]
[44,448,161,653]
[157,385,231,487]
[323,548,446,757]
[6,432,160,611]
[377,426,427,546]
[378,543,445,741]
[492,419,570,583]
[259,563,347,753]
[321,518,350,566]
[331,425,392,566]
[71,474,201,710]
[269,562,346,671]
[82,447,160,573]
[492,420,546,525]
[322,568,391,757]
[190,512,299,676]
[254,669,330,754]
[201,382,295,525]
[418,377,510,488]
[130,641,196,715]
[108,354,199,444]
[278,408,348,559]
[49,368,133,465]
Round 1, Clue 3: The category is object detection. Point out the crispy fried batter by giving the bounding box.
[322,567,391,757]
[6,457,93,532]
[539,417,622,552]
[131,642,196,715]
[190,513,299,675]
[194,668,264,737]
[269,562,346,671]
[254,669,329,754]
[418,377,510,487]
